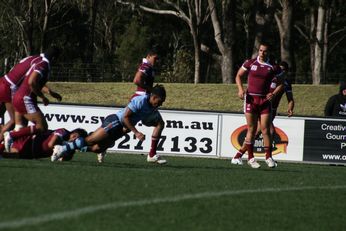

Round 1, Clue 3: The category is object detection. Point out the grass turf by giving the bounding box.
[0,153,345,231]
[47,82,339,117]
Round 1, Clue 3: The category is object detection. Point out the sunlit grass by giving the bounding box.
[47,82,339,117]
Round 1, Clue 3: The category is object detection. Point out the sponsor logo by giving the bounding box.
[230,125,289,156]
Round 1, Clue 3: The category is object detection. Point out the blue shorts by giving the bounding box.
[101,114,124,140]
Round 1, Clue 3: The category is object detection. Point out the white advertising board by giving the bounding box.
[2,103,314,163]
[36,104,219,157]
[219,114,305,161]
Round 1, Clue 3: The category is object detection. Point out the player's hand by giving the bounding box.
[135,132,145,141]
[238,90,245,100]
[266,92,275,101]
[50,91,62,101]
[42,96,50,106]
[287,109,293,117]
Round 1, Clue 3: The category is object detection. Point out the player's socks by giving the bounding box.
[10,126,38,139]
[62,137,86,153]
[149,136,159,157]
[245,142,254,160]
[264,146,271,159]
[0,143,4,153]
[234,151,244,159]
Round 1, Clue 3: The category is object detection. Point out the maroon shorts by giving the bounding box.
[244,94,271,115]
[13,94,40,115]
[0,78,12,103]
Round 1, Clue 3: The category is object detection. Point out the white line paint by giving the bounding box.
[1,185,345,230]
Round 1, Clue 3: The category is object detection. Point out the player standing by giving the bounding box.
[231,61,294,165]
[233,43,283,168]
[3,47,62,151]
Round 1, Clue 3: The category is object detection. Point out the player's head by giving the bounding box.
[150,84,166,108]
[258,43,270,60]
[279,61,289,72]
[146,50,159,66]
[44,46,61,61]
[339,81,346,95]
[68,128,88,142]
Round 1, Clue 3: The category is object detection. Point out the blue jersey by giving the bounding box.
[116,94,158,126]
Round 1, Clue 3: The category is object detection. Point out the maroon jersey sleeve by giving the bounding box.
[241,59,256,71]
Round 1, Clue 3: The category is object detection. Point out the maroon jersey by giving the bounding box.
[0,78,12,102]
[4,55,43,88]
[12,54,51,114]
[135,58,154,93]
[242,57,282,96]
[12,128,69,158]
[0,55,43,103]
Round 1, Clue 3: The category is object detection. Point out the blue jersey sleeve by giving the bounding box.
[127,95,145,113]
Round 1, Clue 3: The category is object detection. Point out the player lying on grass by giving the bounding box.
[51,84,167,164]
[0,128,87,160]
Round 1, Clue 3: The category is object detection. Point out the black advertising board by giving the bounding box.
[303,119,346,164]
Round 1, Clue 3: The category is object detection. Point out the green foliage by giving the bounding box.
[161,49,194,83]
[115,18,150,81]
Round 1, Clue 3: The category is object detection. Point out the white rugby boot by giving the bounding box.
[231,157,243,165]
[247,158,261,169]
[147,154,167,164]
[3,132,13,152]
[265,157,278,168]
[51,145,65,162]
[97,152,107,163]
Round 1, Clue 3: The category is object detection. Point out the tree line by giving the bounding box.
[0,0,345,84]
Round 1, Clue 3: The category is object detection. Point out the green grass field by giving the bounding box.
[1,153,345,231]
[48,82,340,117]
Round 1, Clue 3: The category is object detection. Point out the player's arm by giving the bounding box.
[286,91,295,117]
[122,107,145,141]
[133,71,152,92]
[42,85,62,101]
[28,72,49,105]
[235,67,247,100]
[268,75,284,101]
[47,134,60,149]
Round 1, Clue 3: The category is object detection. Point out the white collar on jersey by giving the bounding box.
[142,58,153,67]
[256,56,270,65]
[40,53,50,63]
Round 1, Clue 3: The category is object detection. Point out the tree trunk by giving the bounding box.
[192,30,201,84]
[312,1,326,85]
[221,51,233,83]
[274,0,295,81]
[26,0,34,55]
[206,0,235,83]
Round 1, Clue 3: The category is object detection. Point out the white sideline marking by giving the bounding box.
[0,185,345,230]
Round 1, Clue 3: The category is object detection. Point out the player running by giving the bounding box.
[51,84,167,164]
